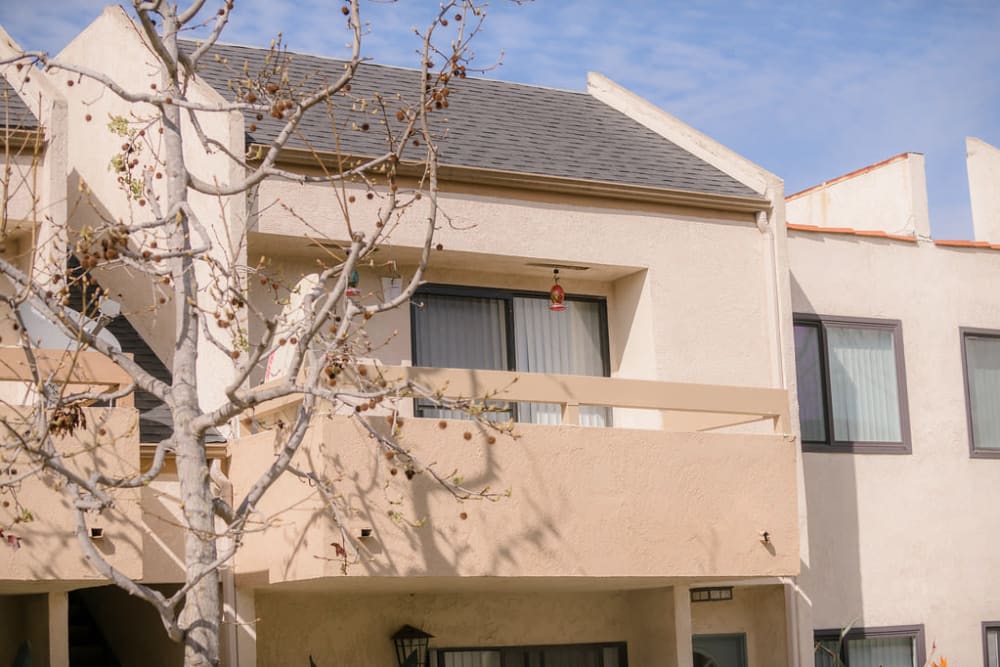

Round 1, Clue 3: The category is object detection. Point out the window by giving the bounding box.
[985,622,1000,667]
[793,314,910,453]
[961,329,1000,458]
[435,642,626,667]
[815,626,925,667]
[412,285,611,426]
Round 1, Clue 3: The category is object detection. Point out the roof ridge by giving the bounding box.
[180,37,591,97]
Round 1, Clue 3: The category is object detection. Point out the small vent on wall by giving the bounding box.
[690,586,733,603]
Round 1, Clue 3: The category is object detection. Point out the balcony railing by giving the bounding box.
[242,364,790,435]
[0,346,134,406]
[230,364,799,583]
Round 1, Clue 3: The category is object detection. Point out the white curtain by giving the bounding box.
[846,637,914,667]
[413,294,510,420]
[795,324,828,442]
[513,297,609,427]
[827,326,902,443]
[965,336,1000,449]
[988,628,1000,667]
[441,651,501,667]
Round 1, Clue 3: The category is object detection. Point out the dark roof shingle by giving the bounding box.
[1,76,38,130]
[183,41,757,198]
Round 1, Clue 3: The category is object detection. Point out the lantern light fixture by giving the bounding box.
[392,625,433,667]
[548,269,566,312]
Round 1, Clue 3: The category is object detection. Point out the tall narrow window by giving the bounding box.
[793,315,910,453]
[985,623,1000,667]
[412,285,610,425]
[962,329,1000,457]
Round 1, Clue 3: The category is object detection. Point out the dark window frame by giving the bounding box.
[985,621,1000,667]
[411,283,611,376]
[794,313,911,454]
[814,624,925,666]
[434,641,628,667]
[411,284,611,423]
[960,328,1000,459]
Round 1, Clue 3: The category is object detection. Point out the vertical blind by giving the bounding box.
[814,639,839,667]
[814,636,916,667]
[437,646,620,666]
[965,336,1000,449]
[413,294,509,421]
[794,324,828,441]
[987,627,1000,667]
[412,291,609,426]
[826,326,902,443]
[441,651,501,667]
[845,636,915,667]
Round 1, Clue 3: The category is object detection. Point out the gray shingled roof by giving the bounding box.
[182,41,758,198]
[1,76,38,130]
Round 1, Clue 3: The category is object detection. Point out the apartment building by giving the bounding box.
[788,142,1000,666]
[4,6,997,667]
[1,7,802,667]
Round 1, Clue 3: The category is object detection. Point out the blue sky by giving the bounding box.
[2,1,998,238]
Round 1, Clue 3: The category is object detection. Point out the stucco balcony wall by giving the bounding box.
[229,372,798,585]
[0,406,142,586]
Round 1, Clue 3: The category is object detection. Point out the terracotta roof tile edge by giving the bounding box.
[934,239,1000,250]
[787,223,917,243]
[786,152,917,201]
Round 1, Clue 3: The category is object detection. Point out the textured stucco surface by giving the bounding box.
[0,408,143,586]
[230,415,798,583]
[790,233,1000,665]
[968,137,1000,243]
[251,177,780,393]
[691,584,788,667]
[256,589,674,667]
[56,7,245,415]
[786,153,930,238]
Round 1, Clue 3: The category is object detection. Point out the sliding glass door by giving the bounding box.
[412,285,610,425]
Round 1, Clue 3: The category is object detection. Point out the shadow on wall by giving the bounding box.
[337,379,561,580]
[790,272,864,633]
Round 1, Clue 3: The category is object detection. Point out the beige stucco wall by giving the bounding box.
[691,584,788,667]
[56,7,245,415]
[2,24,69,293]
[251,179,782,394]
[786,153,930,238]
[968,137,1000,243]
[230,413,798,584]
[790,232,1000,665]
[0,407,142,586]
[255,588,675,667]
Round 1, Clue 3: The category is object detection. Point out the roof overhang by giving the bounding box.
[0,127,46,152]
[254,144,773,215]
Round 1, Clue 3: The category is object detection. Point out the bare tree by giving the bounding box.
[0,2,510,665]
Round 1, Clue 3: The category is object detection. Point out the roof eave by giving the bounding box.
[0,127,46,152]
[257,144,772,215]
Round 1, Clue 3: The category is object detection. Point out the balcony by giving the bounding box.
[0,348,142,586]
[230,366,798,586]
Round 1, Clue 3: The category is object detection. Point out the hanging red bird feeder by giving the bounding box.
[549,269,566,312]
